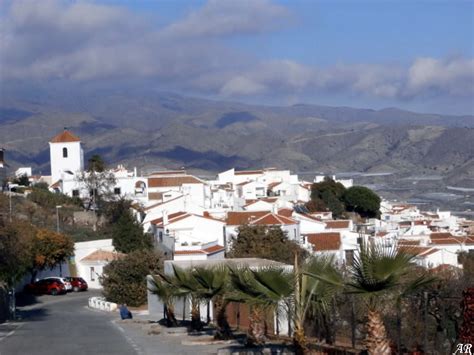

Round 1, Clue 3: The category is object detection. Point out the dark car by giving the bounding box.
[63,277,88,292]
[24,278,67,296]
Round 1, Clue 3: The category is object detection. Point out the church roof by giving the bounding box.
[50,129,81,143]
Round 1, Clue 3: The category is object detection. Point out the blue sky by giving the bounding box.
[1,0,473,114]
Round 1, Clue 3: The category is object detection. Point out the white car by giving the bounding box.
[43,277,73,292]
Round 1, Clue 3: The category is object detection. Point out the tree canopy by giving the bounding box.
[0,220,35,287]
[103,199,153,254]
[30,228,74,280]
[306,177,381,219]
[101,249,163,306]
[227,225,307,264]
[343,186,381,218]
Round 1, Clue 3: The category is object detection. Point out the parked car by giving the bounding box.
[23,278,67,296]
[43,277,73,292]
[63,277,88,292]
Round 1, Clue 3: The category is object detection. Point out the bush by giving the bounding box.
[27,187,82,209]
[101,249,163,307]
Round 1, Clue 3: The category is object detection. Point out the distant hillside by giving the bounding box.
[0,89,473,186]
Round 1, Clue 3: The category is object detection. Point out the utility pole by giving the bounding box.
[9,185,12,222]
[56,205,63,276]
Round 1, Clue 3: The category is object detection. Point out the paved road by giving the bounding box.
[0,292,138,355]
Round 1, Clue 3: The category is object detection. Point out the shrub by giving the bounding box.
[101,249,163,307]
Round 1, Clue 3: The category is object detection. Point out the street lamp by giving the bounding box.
[8,184,12,222]
[56,205,62,233]
[56,205,63,276]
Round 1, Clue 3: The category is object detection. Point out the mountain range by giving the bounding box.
[1,88,473,189]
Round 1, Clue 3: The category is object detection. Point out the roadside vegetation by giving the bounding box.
[148,244,474,355]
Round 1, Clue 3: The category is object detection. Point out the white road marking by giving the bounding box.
[0,323,23,343]
[110,320,144,355]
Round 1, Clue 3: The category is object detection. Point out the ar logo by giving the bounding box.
[453,343,473,355]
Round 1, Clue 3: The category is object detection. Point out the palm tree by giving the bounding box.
[294,254,343,354]
[170,265,204,331]
[191,266,233,340]
[308,242,434,355]
[229,267,293,346]
[148,274,179,327]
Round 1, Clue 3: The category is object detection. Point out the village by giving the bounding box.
[0,129,474,354]
[2,129,473,290]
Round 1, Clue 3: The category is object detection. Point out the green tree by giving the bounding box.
[227,225,307,264]
[104,200,152,253]
[101,249,163,307]
[343,186,381,218]
[0,220,34,288]
[30,228,74,282]
[87,154,106,172]
[308,177,346,218]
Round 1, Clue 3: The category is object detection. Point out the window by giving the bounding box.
[72,189,79,197]
[90,267,95,281]
[62,147,68,158]
[159,231,163,242]
[345,250,354,266]
[114,187,121,195]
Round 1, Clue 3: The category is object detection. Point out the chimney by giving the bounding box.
[0,148,4,163]
[203,211,210,218]
[162,210,168,227]
[133,167,137,177]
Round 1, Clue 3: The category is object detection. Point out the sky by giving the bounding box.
[0,0,473,114]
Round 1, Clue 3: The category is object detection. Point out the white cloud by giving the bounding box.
[161,0,291,38]
[0,0,472,106]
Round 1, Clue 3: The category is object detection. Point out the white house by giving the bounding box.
[150,211,226,255]
[73,239,123,289]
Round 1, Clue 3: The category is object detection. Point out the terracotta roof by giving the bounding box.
[325,220,350,229]
[148,192,163,201]
[398,245,437,257]
[430,232,454,239]
[151,211,224,227]
[150,212,188,226]
[375,231,389,237]
[278,208,293,217]
[143,195,183,211]
[243,197,278,207]
[50,130,80,143]
[398,240,421,246]
[148,175,203,188]
[149,170,187,176]
[250,213,297,226]
[226,211,269,225]
[174,245,225,256]
[50,180,61,189]
[235,170,263,175]
[306,233,341,251]
[267,182,281,190]
[429,238,463,245]
[81,249,124,262]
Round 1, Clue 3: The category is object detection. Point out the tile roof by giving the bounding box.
[143,195,183,211]
[226,211,269,225]
[306,233,341,251]
[250,213,297,226]
[174,245,225,256]
[235,170,263,175]
[148,192,163,201]
[150,211,188,226]
[50,180,62,189]
[148,175,204,188]
[149,170,187,176]
[50,130,81,143]
[81,249,124,262]
[325,220,350,229]
[278,208,294,217]
[430,232,454,239]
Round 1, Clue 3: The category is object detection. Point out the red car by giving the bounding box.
[24,278,67,295]
[64,277,88,292]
